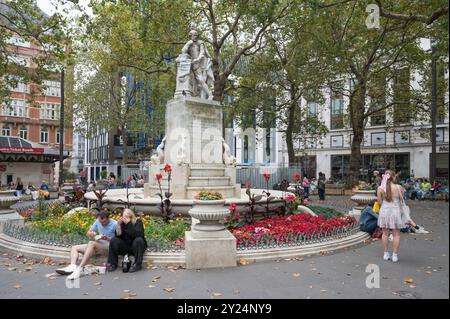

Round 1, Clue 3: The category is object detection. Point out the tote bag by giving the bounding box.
[398,186,412,225]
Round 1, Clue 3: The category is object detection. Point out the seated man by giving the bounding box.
[56,211,117,280]
[420,179,432,200]
[107,209,147,273]
[359,201,379,234]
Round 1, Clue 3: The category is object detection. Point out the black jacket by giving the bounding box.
[117,219,147,248]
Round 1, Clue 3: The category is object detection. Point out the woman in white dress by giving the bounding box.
[377,170,405,262]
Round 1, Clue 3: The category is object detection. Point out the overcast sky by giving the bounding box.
[36,0,91,16]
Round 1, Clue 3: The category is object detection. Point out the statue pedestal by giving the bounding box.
[144,96,240,200]
[185,231,237,269]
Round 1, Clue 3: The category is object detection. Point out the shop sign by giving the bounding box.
[439,146,449,152]
[0,164,6,172]
[0,147,44,153]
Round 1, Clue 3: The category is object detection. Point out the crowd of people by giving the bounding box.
[6,178,52,201]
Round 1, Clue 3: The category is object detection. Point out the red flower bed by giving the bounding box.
[230,213,357,247]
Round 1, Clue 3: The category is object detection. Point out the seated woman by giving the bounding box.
[56,210,117,279]
[107,209,147,273]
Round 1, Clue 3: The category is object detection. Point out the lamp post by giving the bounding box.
[58,69,65,187]
[430,43,437,183]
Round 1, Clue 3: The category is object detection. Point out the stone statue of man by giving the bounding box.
[178,28,214,100]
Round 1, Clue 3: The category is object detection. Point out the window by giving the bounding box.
[393,68,411,124]
[394,131,410,144]
[436,128,445,142]
[307,102,318,118]
[330,82,345,129]
[6,36,30,47]
[56,131,61,144]
[331,155,350,181]
[40,103,60,120]
[1,100,27,117]
[42,80,61,97]
[369,74,387,126]
[331,135,343,148]
[40,127,48,143]
[2,126,11,136]
[19,127,28,140]
[371,132,386,145]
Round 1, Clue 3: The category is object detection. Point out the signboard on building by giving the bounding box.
[439,146,449,152]
[0,164,6,172]
[0,147,44,153]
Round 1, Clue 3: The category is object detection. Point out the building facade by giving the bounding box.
[294,76,449,182]
[0,28,72,186]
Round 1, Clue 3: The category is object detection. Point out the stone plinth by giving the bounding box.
[164,97,222,165]
[185,230,236,269]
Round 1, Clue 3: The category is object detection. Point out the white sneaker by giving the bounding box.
[67,266,82,280]
[388,234,394,242]
[392,253,399,262]
[55,264,77,275]
[414,226,429,234]
[383,252,391,261]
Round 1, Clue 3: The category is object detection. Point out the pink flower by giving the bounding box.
[294,172,301,182]
[245,181,251,188]
[230,202,237,212]
[262,172,271,181]
[155,173,163,183]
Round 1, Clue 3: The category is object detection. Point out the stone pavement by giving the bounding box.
[0,197,448,299]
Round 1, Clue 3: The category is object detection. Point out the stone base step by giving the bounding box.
[186,186,236,198]
[190,167,225,177]
[188,176,230,187]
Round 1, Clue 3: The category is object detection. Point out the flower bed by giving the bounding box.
[230,213,357,249]
[15,201,189,250]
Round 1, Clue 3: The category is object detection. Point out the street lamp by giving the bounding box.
[58,69,65,187]
[430,41,437,183]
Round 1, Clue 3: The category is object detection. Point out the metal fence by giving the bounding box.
[2,222,185,252]
[236,166,302,189]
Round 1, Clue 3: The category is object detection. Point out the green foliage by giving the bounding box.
[194,191,223,200]
[307,205,345,218]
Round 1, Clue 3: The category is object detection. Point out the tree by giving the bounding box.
[307,0,448,186]
[229,7,330,164]
[0,0,68,105]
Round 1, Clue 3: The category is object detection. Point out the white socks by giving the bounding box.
[383,252,391,261]
[392,253,399,262]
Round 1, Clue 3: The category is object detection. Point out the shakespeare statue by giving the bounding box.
[175,25,214,100]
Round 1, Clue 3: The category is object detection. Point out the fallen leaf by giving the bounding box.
[292,273,301,278]
[320,289,328,293]
[163,287,175,293]
[129,293,137,297]
[120,296,130,299]
[404,278,414,284]
[14,284,22,289]
[147,285,156,288]
[233,289,240,294]
[45,273,57,278]
[309,285,313,289]
[4,262,12,267]
[122,289,131,293]
[409,285,416,288]
[8,267,16,271]
[239,257,248,265]
[211,292,222,298]
[25,266,33,272]
[94,282,102,286]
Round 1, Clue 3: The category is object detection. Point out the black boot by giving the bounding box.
[129,263,142,273]
[107,264,117,272]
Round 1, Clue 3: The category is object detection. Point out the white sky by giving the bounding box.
[36,0,92,16]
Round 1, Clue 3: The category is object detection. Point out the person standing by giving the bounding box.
[107,209,147,273]
[15,177,24,199]
[318,172,326,201]
[302,174,310,198]
[377,170,405,262]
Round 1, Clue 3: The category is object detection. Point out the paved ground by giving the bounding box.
[0,196,448,299]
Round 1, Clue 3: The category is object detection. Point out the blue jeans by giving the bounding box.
[303,187,309,197]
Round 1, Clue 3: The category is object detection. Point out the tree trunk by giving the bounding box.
[348,81,367,187]
[286,85,298,165]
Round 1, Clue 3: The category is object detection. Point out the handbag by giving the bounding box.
[399,188,412,225]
